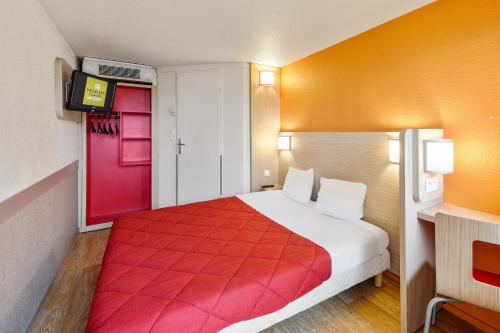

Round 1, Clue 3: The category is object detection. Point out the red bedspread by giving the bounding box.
[86,197,331,333]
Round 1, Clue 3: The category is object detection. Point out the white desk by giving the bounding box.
[418,203,500,225]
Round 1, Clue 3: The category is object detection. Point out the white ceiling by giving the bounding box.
[39,0,434,67]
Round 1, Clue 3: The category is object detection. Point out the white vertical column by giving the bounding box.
[400,129,444,332]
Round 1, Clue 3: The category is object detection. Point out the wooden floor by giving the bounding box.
[30,230,481,333]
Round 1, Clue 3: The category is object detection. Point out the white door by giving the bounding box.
[177,71,221,204]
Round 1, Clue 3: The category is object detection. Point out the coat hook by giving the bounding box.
[97,114,103,134]
[108,114,114,136]
[103,114,109,135]
[115,113,120,135]
[90,114,97,133]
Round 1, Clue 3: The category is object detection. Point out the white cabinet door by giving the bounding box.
[220,66,250,196]
[157,64,250,208]
[177,71,221,204]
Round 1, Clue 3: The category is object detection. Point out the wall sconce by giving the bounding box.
[259,71,275,86]
[388,138,400,164]
[424,139,454,174]
[278,135,291,151]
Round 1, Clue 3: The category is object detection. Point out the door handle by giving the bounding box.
[177,138,186,154]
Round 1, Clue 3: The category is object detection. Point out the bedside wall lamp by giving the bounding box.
[424,139,454,174]
[259,71,275,86]
[278,135,291,151]
[388,138,400,164]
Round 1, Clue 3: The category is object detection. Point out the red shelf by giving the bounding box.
[112,85,151,113]
[122,137,152,140]
[120,138,151,165]
[120,161,152,166]
[119,101,152,166]
[116,110,151,114]
[88,207,150,225]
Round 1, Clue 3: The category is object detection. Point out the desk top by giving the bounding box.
[418,203,500,225]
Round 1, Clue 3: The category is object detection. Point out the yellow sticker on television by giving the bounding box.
[83,76,108,107]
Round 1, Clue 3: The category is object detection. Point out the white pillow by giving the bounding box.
[315,177,367,221]
[283,167,314,204]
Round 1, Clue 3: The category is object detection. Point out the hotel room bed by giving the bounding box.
[86,190,389,333]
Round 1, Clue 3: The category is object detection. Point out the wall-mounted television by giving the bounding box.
[66,70,117,112]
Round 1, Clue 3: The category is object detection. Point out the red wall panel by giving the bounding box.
[86,86,152,226]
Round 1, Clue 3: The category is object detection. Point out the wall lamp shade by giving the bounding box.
[278,135,291,151]
[424,139,454,174]
[388,138,400,164]
[259,71,275,86]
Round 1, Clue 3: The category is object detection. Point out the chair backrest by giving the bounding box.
[435,213,500,312]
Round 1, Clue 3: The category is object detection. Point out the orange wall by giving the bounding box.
[281,0,500,215]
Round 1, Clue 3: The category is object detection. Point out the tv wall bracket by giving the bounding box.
[54,57,81,122]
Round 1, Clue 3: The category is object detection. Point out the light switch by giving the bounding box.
[168,106,176,116]
[425,177,439,192]
[264,169,271,177]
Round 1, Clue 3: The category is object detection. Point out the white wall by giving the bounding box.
[0,0,78,202]
[0,1,79,332]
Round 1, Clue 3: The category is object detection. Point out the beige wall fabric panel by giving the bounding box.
[0,0,77,202]
[250,64,280,192]
[277,132,400,274]
[0,164,78,333]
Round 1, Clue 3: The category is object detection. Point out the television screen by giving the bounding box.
[66,70,117,112]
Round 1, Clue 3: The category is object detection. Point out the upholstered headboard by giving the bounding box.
[278,132,400,274]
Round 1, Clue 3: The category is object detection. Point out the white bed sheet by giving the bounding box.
[220,190,391,332]
[237,190,389,274]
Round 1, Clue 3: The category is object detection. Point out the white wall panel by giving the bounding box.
[221,66,251,196]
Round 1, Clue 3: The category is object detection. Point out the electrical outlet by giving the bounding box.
[425,177,439,192]
[264,169,271,177]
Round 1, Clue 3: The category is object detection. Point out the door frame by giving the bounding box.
[79,82,156,232]
[157,63,251,208]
